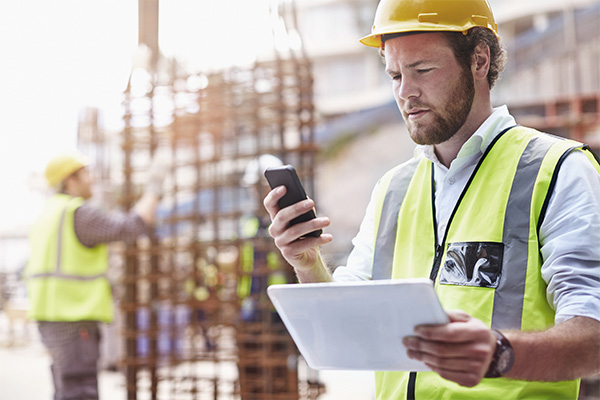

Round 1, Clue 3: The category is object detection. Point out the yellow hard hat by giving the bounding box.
[44,151,90,187]
[359,0,499,48]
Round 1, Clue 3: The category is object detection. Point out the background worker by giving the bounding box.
[25,150,167,400]
[264,0,600,398]
[236,154,300,398]
[238,154,288,322]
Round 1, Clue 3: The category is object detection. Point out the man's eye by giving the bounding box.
[391,75,401,81]
[417,68,433,74]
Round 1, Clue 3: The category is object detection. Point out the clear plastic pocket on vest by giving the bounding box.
[439,242,503,288]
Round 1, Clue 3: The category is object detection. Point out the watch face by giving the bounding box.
[497,349,511,372]
[486,330,515,378]
[497,343,515,374]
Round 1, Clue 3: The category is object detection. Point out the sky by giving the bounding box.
[0,1,137,232]
[0,0,279,236]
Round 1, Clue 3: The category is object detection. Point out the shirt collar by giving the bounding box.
[415,105,516,167]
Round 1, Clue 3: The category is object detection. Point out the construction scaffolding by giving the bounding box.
[118,51,322,400]
[77,3,324,400]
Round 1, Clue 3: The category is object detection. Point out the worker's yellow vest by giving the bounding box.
[237,214,286,299]
[26,194,113,322]
[371,127,600,399]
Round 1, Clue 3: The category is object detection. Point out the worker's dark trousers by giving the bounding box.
[38,321,101,400]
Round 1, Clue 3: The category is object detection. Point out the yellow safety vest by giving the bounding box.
[26,194,113,322]
[371,127,600,399]
[237,214,286,299]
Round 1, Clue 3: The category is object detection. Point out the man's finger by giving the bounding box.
[447,309,471,323]
[263,185,286,219]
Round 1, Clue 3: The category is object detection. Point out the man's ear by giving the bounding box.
[472,43,491,82]
[62,174,75,193]
[62,170,80,194]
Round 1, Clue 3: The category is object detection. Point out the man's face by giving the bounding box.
[68,168,94,200]
[384,32,475,145]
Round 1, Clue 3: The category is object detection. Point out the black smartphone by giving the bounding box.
[264,165,322,238]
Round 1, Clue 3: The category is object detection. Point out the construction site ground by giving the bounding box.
[0,310,375,400]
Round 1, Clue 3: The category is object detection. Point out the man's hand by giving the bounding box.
[403,310,497,387]
[263,185,333,282]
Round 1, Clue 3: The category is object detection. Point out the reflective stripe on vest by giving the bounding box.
[29,199,107,281]
[372,157,420,280]
[492,134,555,329]
[371,127,595,399]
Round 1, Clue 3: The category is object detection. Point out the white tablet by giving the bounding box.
[267,278,448,371]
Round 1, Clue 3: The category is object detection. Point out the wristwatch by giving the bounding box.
[485,329,514,378]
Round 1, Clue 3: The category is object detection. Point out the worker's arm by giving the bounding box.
[74,150,167,247]
[403,311,600,387]
[263,185,333,283]
[504,316,600,381]
[74,205,152,247]
[73,192,160,248]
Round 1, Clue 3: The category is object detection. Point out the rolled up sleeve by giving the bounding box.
[74,205,150,248]
[540,150,600,324]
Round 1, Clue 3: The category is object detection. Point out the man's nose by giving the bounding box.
[397,76,419,101]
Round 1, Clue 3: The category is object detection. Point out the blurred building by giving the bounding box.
[495,3,600,151]
[295,0,387,116]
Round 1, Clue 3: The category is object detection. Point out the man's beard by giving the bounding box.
[405,67,475,146]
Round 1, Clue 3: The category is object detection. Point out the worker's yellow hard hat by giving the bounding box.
[359,0,499,48]
[44,151,90,187]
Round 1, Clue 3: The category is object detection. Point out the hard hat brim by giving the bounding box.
[360,23,499,48]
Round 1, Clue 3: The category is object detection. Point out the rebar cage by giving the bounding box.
[116,49,322,400]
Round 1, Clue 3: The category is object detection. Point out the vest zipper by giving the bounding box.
[407,371,417,400]
[428,163,442,283]
[427,125,517,285]
[406,127,517,399]
[429,244,444,282]
[407,161,442,400]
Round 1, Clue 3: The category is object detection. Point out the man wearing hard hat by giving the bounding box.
[25,150,167,400]
[264,0,600,398]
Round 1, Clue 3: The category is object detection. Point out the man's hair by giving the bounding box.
[380,27,507,89]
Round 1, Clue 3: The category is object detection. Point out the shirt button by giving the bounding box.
[448,177,455,185]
